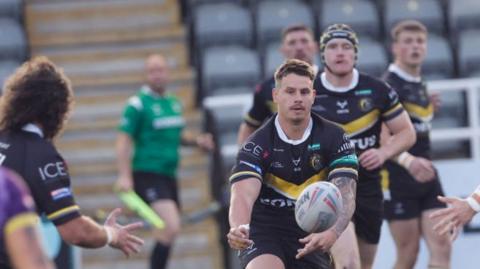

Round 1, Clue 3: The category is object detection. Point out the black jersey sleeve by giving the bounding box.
[380,82,405,121]
[244,83,272,128]
[229,134,268,184]
[326,129,359,182]
[26,144,80,225]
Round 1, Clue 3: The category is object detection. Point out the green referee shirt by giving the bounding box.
[119,86,185,178]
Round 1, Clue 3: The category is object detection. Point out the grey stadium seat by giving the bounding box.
[0,18,27,61]
[356,38,387,77]
[209,86,251,97]
[318,0,380,39]
[449,0,480,32]
[256,0,314,47]
[202,46,260,94]
[423,35,454,78]
[194,3,252,49]
[0,0,22,20]
[0,60,20,93]
[385,0,444,36]
[458,30,480,77]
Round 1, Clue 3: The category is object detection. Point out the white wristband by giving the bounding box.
[467,195,480,212]
[104,226,113,246]
[397,152,414,169]
[238,224,250,230]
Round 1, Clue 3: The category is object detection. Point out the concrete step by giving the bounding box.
[26,0,182,47]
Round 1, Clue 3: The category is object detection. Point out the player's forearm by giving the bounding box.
[229,192,254,228]
[59,216,108,248]
[380,126,416,160]
[330,177,357,237]
[116,134,133,178]
[237,123,257,146]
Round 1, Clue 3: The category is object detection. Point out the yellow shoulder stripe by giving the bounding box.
[382,103,403,117]
[340,109,380,137]
[229,171,262,182]
[264,169,328,200]
[4,212,39,235]
[403,102,433,122]
[47,205,80,220]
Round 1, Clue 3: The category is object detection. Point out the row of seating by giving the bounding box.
[200,29,480,98]
[192,0,480,51]
[0,0,27,90]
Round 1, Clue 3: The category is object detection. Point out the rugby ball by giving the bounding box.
[295,181,343,233]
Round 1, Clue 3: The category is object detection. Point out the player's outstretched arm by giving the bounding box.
[56,208,144,257]
[296,176,357,259]
[227,178,261,250]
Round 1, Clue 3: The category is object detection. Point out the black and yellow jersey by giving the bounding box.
[313,70,404,184]
[230,113,358,237]
[244,67,321,128]
[383,65,432,159]
[0,125,80,226]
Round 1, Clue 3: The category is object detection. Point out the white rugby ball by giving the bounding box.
[295,181,343,233]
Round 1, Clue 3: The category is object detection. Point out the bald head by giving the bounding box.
[145,54,169,94]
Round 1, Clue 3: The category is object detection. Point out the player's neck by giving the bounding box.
[324,69,354,88]
[277,115,310,140]
[394,60,421,78]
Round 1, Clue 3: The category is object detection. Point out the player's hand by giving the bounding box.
[430,92,441,112]
[408,157,436,182]
[430,196,476,240]
[115,175,133,192]
[104,208,144,257]
[226,224,253,250]
[296,230,337,259]
[196,133,215,152]
[359,148,387,171]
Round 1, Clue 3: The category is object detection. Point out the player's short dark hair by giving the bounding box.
[391,20,428,41]
[281,24,314,41]
[274,59,315,87]
[0,56,73,139]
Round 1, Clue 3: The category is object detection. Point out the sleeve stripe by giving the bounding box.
[382,103,403,117]
[4,213,39,235]
[229,171,262,182]
[329,156,358,168]
[329,167,358,177]
[47,205,80,221]
[244,114,262,127]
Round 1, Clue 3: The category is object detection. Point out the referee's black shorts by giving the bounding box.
[133,171,179,206]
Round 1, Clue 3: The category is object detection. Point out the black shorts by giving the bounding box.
[238,225,333,269]
[133,171,179,205]
[383,162,445,221]
[353,179,384,244]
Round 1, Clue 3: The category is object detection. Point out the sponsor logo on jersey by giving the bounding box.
[0,142,10,149]
[350,135,377,150]
[336,100,350,114]
[260,198,295,208]
[153,116,185,129]
[38,162,68,181]
[243,142,263,158]
[273,148,284,152]
[271,162,284,168]
[413,122,431,133]
[354,89,372,96]
[50,187,72,200]
[292,157,301,166]
[240,161,263,174]
[358,97,373,112]
[307,143,321,151]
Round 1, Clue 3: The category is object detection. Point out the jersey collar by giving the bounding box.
[22,123,44,138]
[274,115,312,145]
[388,64,422,83]
[141,85,165,98]
[320,68,359,93]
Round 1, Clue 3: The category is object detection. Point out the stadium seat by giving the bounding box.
[318,0,380,39]
[256,0,314,47]
[194,2,252,49]
[202,46,260,94]
[0,60,20,92]
[431,91,467,128]
[458,30,480,77]
[356,38,388,77]
[449,0,480,32]
[0,18,27,61]
[0,0,22,20]
[209,86,251,97]
[423,34,454,78]
[384,0,444,36]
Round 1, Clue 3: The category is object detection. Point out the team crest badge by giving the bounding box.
[310,153,323,171]
[358,97,373,112]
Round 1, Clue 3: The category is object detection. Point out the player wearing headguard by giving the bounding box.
[381,20,451,269]
[313,24,416,269]
[237,24,320,144]
[227,59,358,269]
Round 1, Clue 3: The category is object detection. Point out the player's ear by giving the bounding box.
[272,88,279,103]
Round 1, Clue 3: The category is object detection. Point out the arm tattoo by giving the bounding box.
[330,176,357,237]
